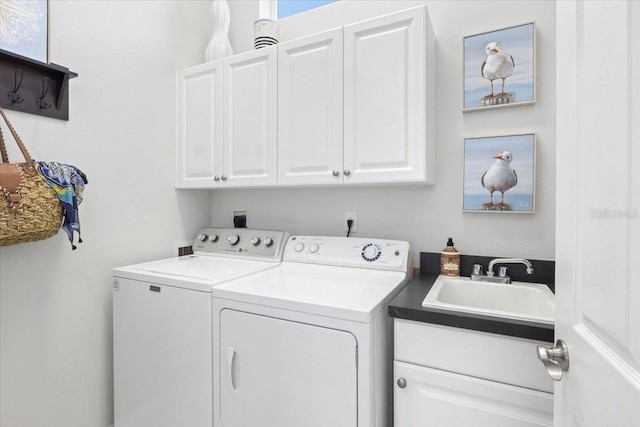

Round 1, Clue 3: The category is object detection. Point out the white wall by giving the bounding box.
[214,0,556,267]
[0,2,211,426]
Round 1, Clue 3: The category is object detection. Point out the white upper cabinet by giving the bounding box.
[344,6,435,185]
[223,47,278,187]
[175,61,223,188]
[176,47,277,188]
[277,28,344,186]
[176,6,434,189]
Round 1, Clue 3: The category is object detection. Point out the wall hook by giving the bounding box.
[37,77,52,109]
[8,69,24,104]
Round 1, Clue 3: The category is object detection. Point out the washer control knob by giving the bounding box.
[263,237,273,247]
[227,234,240,245]
[198,234,208,242]
[309,243,319,253]
[209,234,218,243]
[250,237,260,246]
[294,242,305,252]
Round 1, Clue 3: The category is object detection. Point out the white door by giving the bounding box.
[554,1,640,425]
[175,61,223,188]
[223,47,277,186]
[343,6,433,184]
[395,361,552,427]
[219,309,358,427]
[277,28,344,186]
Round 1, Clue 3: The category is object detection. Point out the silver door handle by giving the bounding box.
[227,347,237,393]
[332,170,340,177]
[537,339,569,381]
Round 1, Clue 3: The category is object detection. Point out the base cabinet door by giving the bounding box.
[394,361,553,427]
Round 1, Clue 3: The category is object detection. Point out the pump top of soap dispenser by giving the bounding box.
[446,238,454,247]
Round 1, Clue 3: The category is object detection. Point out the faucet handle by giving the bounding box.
[498,266,508,278]
[472,264,483,276]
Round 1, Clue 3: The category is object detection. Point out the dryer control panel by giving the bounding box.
[284,236,410,273]
[192,228,288,262]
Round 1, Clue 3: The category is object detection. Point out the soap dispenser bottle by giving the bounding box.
[440,238,460,277]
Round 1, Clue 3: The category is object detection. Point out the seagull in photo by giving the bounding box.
[481,151,518,206]
[481,42,515,97]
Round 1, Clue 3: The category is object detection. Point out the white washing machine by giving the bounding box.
[112,227,288,427]
[211,235,410,427]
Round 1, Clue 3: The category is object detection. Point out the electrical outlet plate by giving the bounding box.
[344,211,357,233]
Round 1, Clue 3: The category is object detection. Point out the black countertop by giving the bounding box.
[388,253,555,343]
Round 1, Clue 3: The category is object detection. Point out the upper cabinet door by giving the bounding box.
[277,28,344,186]
[344,6,434,184]
[223,47,278,187]
[175,61,223,188]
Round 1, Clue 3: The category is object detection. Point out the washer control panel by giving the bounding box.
[192,228,288,261]
[284,236,410,273]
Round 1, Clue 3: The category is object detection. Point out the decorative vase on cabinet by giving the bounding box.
[205,0,234,62]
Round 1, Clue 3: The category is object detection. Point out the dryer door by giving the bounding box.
[220,309,358,426]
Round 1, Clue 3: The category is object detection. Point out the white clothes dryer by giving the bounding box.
[211,235,410,427]
[112,227,288,427]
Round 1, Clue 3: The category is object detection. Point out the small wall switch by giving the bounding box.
[344,211,357,233]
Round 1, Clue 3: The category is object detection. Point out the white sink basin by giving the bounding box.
[422,275,555,324]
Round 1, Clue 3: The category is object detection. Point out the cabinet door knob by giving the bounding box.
[344,169,351,176]
[214,176,220,182]
[332,170,340,177]
[397,378,407,389]
[221,175,228,181]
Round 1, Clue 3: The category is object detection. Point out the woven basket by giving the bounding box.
[0,107,63,246]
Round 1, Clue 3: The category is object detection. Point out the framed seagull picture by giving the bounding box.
[463,22,535,112]
[463,133,536,213]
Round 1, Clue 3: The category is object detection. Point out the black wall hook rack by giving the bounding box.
[0,49,78,120]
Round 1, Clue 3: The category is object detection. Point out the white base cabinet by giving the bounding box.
[394,319,553,427]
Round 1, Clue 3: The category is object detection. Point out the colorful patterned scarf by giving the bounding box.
[34,161,88,250]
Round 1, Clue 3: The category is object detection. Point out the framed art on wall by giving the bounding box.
[0,0,49,63]
[463,22,535,112]
[463,133,536,213]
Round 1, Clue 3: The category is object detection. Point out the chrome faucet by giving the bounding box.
[471,258,534,284]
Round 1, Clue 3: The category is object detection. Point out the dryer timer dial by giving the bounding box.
[361,243,382,262]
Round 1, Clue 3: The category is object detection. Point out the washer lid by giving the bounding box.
[211,262,409,322]
[113,255,279,292]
